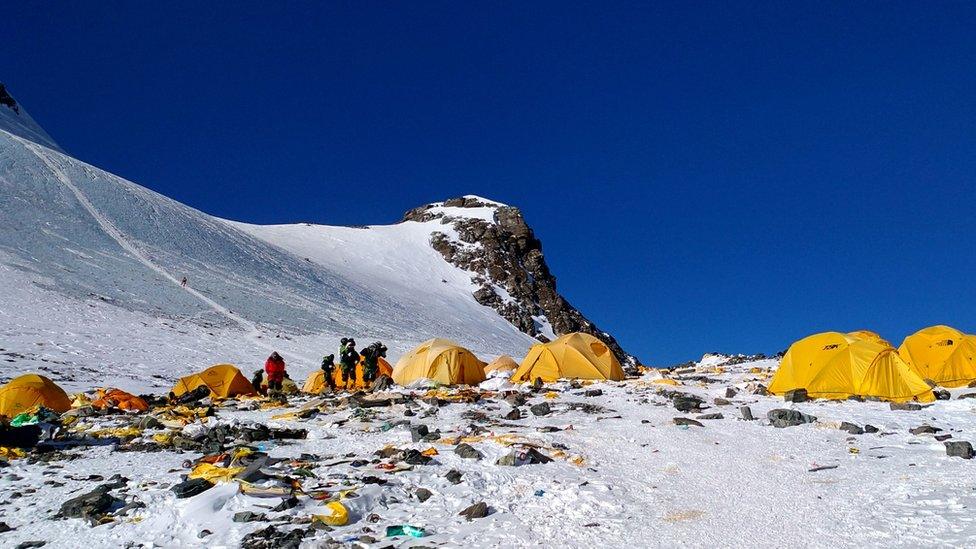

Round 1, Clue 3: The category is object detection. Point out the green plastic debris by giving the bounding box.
[386,525,427,538]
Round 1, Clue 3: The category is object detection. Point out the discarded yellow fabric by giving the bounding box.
[512,333,625,383]
[315,502,349,526]
[651,378,680,386]
[189,463,245,483]
[898,325,976,388]
[769,332,934,402]
[0,447,27,460]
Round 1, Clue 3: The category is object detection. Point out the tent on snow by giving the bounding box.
[847,330,892,348]
[511,332,626,383]
[768,332,934,402]
[392,339,486,386]
[303,357,393,393]
[171,364,255,399]
[0,374,72,417]
[898,325,976,388]
[484,355,519,374]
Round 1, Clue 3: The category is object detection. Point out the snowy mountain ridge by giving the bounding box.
[0,87,633,391]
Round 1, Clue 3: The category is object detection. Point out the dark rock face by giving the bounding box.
[767,409,817,428]
[0,84,19,113]
[945,441,975,459]
[402,197,637,366]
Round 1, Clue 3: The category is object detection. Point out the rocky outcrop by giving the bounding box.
[402,196,638,366]
[0,84,19,113]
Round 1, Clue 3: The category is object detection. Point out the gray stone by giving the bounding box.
[233,511,267,523]
[454,443,483,460]
[739,406,755,421]
[672,395,704,413]
[890,402,924,411]
[863,424,879,433]
[504,408,521,420]
[136,416,163,430]
[530,402,551,416]
[410,424,429,442]
[957,393,976,400]
[839,422,863,435]
[673,417,704,427]
[783,388,808,403]
[933,389,951,401]
[58,484,124,525]
[767,409,816,428]
[415,488,433,502]
[584,389,603,397]
[713,398,731,406]
[909,425,942,435]
[696,413,724,420]
[725,387,738,398]
[945,441,975,459]
[445,470,463,485]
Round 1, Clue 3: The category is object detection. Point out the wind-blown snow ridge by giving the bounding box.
[0,84,63,152]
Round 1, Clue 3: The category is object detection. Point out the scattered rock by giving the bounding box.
[0,522,13,533]
[839,422,864,435]
[935,434,953,442]
[909,425,942,436]
[415,488,433,502]
[767,409,816,428]
[454,443,483,460]
[713,398,731,406]
[241,525,309,549]
[530,402,551,416]
[15,542,46,549]
[783,388,808,403]
[445,469,463,484]
[863,424,879,433]
[504,393,527,407]
[496,448,553,466]
[402,449,433,466]
[136,416,163,430]
[272,496,300,512]
[945,441,975,459]
[198,530,213,539]
[458,501,490,520]
[504,408,521,420]
[957,393,976,400]
[890,402,925,411]
[672,395,704,413]
[233,511,268,523]
[584,389,603,397]
[739,406,755,421]
[57,484,124,525]
[725,387,738,398]
[696,413,723,420]
[673,417,704,427]
[370,375,394,392]
[410,424,429,442]
[933,389,951,401]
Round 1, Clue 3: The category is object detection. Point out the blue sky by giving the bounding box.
[5,2,976,364]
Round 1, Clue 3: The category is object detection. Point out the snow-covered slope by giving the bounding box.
[0,93,549,391]
[0,84,63,152]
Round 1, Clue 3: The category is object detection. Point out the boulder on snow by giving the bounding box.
[459,501,491,520]
[171,478,214,499]
[496,448,553,466]
[410,424,429,442]
[415,488,433,502]
[672,395,704,413]
[454,443,483,460]
[909,425,942,436]
[530,402,551,416]
[838,422,864,435]
[889,402,927,411]
[783,388,808,403]
[739,406,755,421]
[673,417,704,427]
[767,409,816,428]
[945,441,975,459]
[504,408,522,420]
[57,485,124,524]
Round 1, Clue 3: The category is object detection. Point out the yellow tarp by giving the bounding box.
[189,463,245,483]
[511,333,625,383]
[769,332,934,402]
[303,357,393,393]
[392,339,486,386]
[171,364,256,399]
[898,325,976,388]
[0,374,71,417]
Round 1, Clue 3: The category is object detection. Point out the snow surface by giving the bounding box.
[3,358,976,548]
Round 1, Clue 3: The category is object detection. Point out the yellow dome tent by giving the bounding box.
[0,374,72,417]
[898,325,976,388]
[392,339,486,386]
[172,364,256,399]
[847,330,892,348]
[511,332,626,383]
[769,332,934,402]
[484,355,519,374]
[303,357,393,393]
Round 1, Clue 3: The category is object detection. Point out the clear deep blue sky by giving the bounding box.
[4,2,976,364]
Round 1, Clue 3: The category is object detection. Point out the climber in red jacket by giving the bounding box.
[264,351,286,394]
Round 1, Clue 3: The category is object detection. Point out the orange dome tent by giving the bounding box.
[0,374,72,417]
[171,364,255,399]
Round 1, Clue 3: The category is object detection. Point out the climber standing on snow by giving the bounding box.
[180,276,188,288]
[361,342,388,384]
[264,351,287,395]
[339,338,359,387]
[320,353,337,391]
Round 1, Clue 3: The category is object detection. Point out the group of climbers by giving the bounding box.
[245,339,389,398]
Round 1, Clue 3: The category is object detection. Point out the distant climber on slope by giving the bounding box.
[361,342,388,384]
[321,353,337,391]
[264,351,287,395]
[339,338,359,388]
[181,276,188,288]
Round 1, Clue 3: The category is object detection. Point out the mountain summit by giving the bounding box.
[0,88,635,387]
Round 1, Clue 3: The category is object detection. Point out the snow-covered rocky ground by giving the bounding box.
[4,355,976,548]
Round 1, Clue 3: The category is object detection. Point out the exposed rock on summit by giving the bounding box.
[402,196,637,366]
